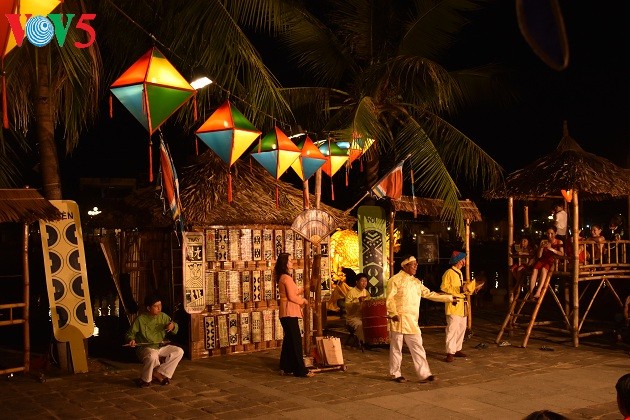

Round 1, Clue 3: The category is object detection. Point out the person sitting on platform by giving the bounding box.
[529,226,564,301]
[509,235,537,290]
[126,293,184,388]
[583,224,606,263]
[345,273,371,346]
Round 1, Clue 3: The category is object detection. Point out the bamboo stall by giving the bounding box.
[486,122,630,347]
[0,188,61,376]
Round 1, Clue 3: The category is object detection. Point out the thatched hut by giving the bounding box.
[0,188,61,375]
[486,122,630,347]
[108,152,354,359]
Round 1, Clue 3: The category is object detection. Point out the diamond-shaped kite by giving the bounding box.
[291,135,326,181]
[195,99,261,202]
[110,47,195,181]
[251,126,301,207]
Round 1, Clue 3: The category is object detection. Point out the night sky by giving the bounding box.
[61,1,630,222]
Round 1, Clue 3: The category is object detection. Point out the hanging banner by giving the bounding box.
[39,200,93,373]
[183,231,206,313]
[358,205,387,297]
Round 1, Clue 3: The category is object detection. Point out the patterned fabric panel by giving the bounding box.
[274,230,284,260]
[263,229,273,261]
[284,230,294,258]
[242,271,251,303]
[294,236,303,260]
[240,312,251,344]
[274,309,283,340]
[217,315,229,348]
[229,229,240,261]
[298,317,304,337]
[204,315,215,350]
[320,238,331,292]
[252,229,262,261]
[217,271,228,304]
[183,232,205,314]
[205,271,215,306]
[294,268,303,288]
[251,270,262,302]
[216,229,229,261]
[227,271,240,303]
[262,310,273,342]
[263,270,273,301]
[228,313,239,345]
[205,229,216,262]
[240,229,252,261]
[251,311,262,343]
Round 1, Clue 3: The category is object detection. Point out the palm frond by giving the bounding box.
[396,120,468,234]
[400,0,486,60]
[414,111,504,188]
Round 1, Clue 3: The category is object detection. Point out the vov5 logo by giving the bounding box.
[5,13,96,48]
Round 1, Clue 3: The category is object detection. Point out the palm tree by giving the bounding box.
[266,0,507,235]
[0,0,294,197]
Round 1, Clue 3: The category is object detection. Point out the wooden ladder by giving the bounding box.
[496,269,556,348]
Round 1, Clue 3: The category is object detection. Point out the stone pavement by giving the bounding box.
[1,308,628,419]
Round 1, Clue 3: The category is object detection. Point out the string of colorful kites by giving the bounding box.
[109,46,375,204]
[0,0,375,206]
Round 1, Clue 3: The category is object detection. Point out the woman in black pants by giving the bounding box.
[276,253,314,377]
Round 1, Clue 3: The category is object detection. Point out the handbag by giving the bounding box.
[315,336,344,366]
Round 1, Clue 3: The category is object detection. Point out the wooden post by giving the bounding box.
[303,244,312,356]
[508,197,514,302]
[303,180,310,209]
[572,190,580,347]
[524,204,529,228]
[311,254,322,337]
[389,210,395,277]
[22,222,30,373]
[465,219,472,330]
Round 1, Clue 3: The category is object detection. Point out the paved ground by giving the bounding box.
[1,307,629,419]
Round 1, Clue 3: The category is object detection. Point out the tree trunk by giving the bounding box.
[36,46,62,200]
[364,152,379,206]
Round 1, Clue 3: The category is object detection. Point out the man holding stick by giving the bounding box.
[126,293,184,387]
[386,255,456,383]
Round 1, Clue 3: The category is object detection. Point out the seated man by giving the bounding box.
[126,293,184,387]
[345,273,371,345]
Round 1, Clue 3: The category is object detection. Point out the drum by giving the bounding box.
[361,298,389,345]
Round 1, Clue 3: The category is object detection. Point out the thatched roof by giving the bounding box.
[0,188,62,224]
[178,152,355,229]
[484,122,630,201]
[392,196,482,222]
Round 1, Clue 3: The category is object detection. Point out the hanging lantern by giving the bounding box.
[251,126,301,207]
[110,47,196,181]
[1,0,61,128]
[561,189,573,202]
[195,100,261,202]
[318,139,349,178]
[291,135,326,181]
[195,100,261,165]
[318,139,349,200]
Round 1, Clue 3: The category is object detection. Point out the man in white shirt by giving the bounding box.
[554,204,568,241]
[386,255,455,383]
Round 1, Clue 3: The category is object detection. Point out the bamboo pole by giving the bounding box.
[572,190,580,347]
[508,197,514,302]
[524,204,529,228]
[22,222,30,373]
[465,219,472,330]
[303,244,312,356]
[389,210,395,277]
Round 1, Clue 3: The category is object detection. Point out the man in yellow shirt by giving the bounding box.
[345,273,371,345]
[441,251,476,363]
[386,255,456,383]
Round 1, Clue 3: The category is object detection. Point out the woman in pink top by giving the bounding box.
[276,253,314,377]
